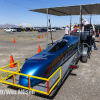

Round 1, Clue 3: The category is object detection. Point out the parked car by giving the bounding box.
[38,28,47,32]
[60,27,65,30]
[24,27,32,31]
[94,24,100,37]
[15,28,22,32]
[4,28,17,32]
[35,28,40,31]
[32,27,36,31]
[52,27,59,30]
[48,28,56,32]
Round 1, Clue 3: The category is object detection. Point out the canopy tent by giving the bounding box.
[29,3,100,16]
[29,3,100,48]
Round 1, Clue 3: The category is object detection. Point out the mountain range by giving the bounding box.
[0,24,17,28]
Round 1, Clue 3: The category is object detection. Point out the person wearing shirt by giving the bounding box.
[82,19,89,25]
[65,25,69,35]
[71,25,74,32]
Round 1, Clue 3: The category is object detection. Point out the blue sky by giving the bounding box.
[0,0,100,27]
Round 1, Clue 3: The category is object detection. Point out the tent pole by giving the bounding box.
[70,15,71,35]
[46,8,48,48]
[79,5,82,52]
[90,14,92,24]
[79,5,82,43]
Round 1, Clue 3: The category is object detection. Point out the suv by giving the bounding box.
[76,24,95,40]
[84,24,96,40]
[24,27,32,31]
[38,28,47,32]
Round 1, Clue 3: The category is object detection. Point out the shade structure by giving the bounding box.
[29,3,100,16]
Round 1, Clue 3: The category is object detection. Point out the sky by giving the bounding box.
[0,0,100,27]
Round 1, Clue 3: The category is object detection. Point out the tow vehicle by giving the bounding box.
[72,24,96,62]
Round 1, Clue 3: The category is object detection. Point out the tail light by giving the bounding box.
[93,31,95,36]
[71,65,79,69]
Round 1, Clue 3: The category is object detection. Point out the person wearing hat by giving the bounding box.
[65,25,69,35]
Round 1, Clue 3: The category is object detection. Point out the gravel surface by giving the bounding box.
[0,30,100,100]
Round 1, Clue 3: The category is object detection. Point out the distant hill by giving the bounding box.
[0,24,17,28]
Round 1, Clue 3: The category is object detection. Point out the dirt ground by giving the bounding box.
[0,30,100,100]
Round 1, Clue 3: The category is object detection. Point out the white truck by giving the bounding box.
[76,24,96,40]
[72,24,96,63]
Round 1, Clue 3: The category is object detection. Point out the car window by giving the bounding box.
[84,24,93,30]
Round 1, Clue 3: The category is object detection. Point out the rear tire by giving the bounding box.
[81,56,87,63]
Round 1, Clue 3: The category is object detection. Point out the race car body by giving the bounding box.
[19,36,79,87]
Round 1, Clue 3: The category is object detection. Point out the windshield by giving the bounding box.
[48,42,66,52]
[84,24,93,30]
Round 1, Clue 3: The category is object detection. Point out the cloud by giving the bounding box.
[19,23,34,27]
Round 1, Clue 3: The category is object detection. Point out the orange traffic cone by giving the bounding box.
[38,45,41,53]
[9,55,17,68]
[38,35,40,39]
[58,31,59,32]
[13,38,16,43]
[45,33,47,36]
[50,32,51,34]
[42,35,43,38]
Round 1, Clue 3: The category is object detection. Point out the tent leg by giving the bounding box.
[46,8,48,48]
[70,15,71,35]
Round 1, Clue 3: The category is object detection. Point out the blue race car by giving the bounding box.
[19,36,79,87]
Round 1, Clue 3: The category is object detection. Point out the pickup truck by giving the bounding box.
[72,24,96,63]
[75,24,96,40]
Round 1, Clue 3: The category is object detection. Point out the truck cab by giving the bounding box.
[76,24,95,40]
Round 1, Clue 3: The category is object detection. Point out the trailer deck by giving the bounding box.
[0,51,78,96]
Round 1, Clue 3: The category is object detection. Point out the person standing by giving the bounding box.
[82,18,89,25]
[65,25,69,35]
[71,25,74,32]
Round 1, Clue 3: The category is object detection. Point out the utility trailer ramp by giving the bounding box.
[29,3,100,16]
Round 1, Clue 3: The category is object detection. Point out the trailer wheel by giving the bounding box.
[81,56,87,63]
